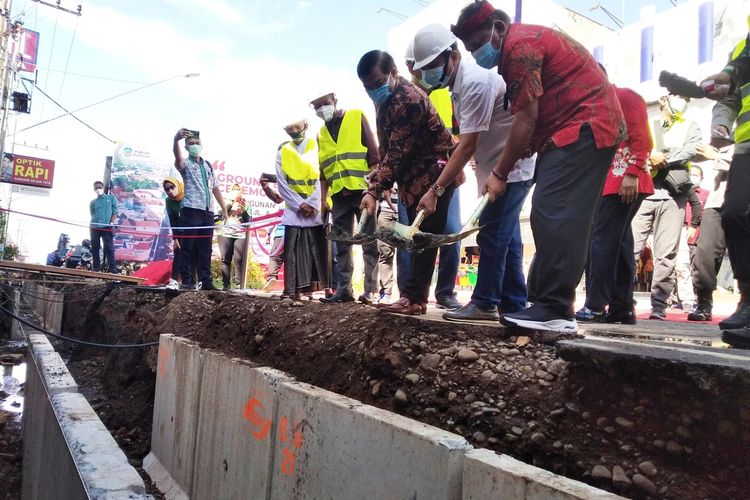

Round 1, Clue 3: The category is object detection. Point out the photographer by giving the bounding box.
[173,128,227,291]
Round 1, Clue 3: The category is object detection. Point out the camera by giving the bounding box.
[260,173,277,183]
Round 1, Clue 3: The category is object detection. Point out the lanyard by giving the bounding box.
[198,159,210,210]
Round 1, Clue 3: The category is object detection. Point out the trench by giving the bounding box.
[48,285,750,499]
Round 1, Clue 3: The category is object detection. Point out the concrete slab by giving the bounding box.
[145,335,205,499]
[270,380,472,500]
[462,449,623,499]
[52,392,149,497]
[191,354,291,499]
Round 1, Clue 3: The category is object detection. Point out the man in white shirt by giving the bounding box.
[412,23,535,323]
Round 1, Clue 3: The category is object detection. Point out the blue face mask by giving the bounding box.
[367,77,393,106]
[472,24,502,70]
[421,63,447,90]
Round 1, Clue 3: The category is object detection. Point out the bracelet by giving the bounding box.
[491,170,508,181]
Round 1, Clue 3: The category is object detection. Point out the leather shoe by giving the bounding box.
[719,302,750,330]
[443,303,499,322]
[722,326,750,349]
[435,295,462,311]
[320,292,355,303]
[380,297,425,315]
[605,308,637,325]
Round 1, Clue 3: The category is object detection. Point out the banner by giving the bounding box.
[1,153,54,188]
[16,29,40,73]
[109,144,283,265]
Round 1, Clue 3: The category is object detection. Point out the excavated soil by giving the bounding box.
[60,285,750,500]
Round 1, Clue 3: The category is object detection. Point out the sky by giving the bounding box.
[2,0,679,262]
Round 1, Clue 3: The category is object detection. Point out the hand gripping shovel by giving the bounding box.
[327,211,377,244]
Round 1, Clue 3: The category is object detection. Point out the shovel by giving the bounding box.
[401,194,489,252]
[327,211,377,244]
[373,209,426,249]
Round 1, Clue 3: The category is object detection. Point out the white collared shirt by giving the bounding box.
[451,59,536,194]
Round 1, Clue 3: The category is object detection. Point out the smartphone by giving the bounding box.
[186,129,200,139]
[260,173,277,183]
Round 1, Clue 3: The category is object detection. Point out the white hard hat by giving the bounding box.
[412,23,457,70]
[405,39,415,63]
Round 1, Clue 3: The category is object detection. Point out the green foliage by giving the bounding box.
[3,244,19,261]
[245,257,265,289]
[113,175,160,192]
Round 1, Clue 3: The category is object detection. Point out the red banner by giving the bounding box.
[16,29,40,73]
[1,153,55,188]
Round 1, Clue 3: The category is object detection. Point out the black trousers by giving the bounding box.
[527,125,616,316]
[585,193,646,311]
[179,207,215,287]
[218,236,245,287]
[402,187,454,304]
[692,207,726,294]
[722,153,750,283]
[90,227,116,272]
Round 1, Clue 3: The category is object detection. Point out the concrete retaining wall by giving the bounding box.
[22,282,63,334]
[148,335,624,500]
[23,332,152,499]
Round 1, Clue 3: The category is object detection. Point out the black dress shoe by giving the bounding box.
[605,308,637,325]
[320,292,355,303]
[719,302,750,330]
[722,326,750,349]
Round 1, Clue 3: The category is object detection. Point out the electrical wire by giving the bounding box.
[31,83,113,142]
[0,302,165,348]
[56,6,80,102]
[37,6,60,121]
[0,281,111,303]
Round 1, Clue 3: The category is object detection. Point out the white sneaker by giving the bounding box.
[378,294,392,304]
[166,279,179,290]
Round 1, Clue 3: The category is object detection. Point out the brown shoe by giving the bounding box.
[380,297,424,315]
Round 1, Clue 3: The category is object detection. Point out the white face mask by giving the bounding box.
[95,188,104,196]
[691,176,702,186]
[316,105,336,122]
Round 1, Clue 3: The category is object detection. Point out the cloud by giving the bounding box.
[161,0,246,25]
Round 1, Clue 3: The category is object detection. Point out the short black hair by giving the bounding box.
[93,181,104,188]
[357,50,396,79]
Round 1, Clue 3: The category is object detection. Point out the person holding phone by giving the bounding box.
[173,128,227,291]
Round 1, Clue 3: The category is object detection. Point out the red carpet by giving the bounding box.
[635,310,725,325]
[132,260,173,286]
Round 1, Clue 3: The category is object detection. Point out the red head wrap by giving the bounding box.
[451,1,496,40]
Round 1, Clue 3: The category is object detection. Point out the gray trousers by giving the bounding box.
[377,210,397,296]
[332,193,378,295]
[692,207,726,294]
[632,196,687,310]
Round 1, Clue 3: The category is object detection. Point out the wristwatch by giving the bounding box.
[431,183,445,197]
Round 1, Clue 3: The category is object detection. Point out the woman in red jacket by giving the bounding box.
[576,78,655,324]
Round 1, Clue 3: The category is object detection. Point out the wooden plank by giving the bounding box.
[0,260,144,284]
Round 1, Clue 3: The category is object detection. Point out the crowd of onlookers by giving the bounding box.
[143,1,750,347]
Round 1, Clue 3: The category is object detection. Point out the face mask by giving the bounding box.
[316,105,336,122]
[288,129,306,144]
[187,144,202,158]
[472,23,502,70]
[367,76,393,106]
[691,176,701,186]
[95,188,104,196]
[422,57,455,90]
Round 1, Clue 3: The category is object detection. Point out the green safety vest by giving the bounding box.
[280,140,319,199]
[731,34,750,144]
[318,110,369,196]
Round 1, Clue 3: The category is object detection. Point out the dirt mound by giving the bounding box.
[62,287,749,499]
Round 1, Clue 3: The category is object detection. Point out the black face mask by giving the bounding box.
[288,127,306,143]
